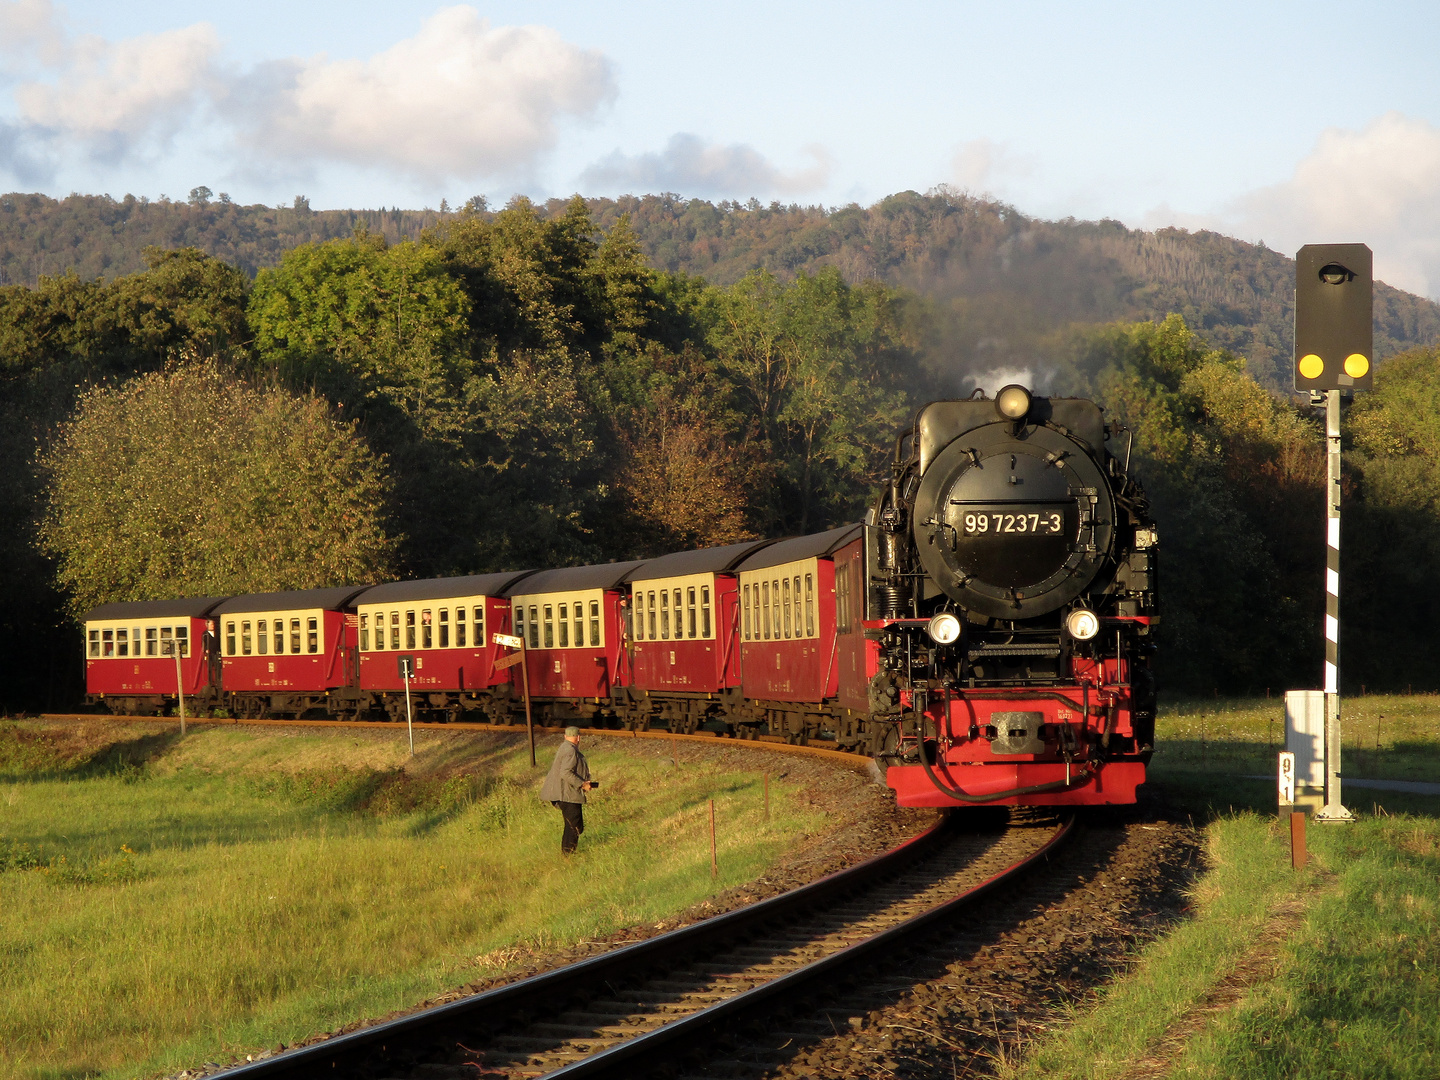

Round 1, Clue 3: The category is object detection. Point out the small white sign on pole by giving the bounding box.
[1278,751,1296,806]
[493,633,524,649]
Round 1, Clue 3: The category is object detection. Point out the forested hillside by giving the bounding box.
[3,194,1439,711]
[6,189,1439,395]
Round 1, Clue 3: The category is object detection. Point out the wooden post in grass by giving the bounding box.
[492,633,534,767]
[709,799,717,878]
[1290,812,1308,870]
[1278,751,1307,869]
[168,637,186,738]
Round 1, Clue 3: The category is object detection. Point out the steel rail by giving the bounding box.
[544,814,1075,1079]
[211,818,954,1079]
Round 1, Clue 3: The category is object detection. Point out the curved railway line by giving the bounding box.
[204,811,1072,1080]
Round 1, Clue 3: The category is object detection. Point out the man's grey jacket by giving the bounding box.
[540,741,591,804]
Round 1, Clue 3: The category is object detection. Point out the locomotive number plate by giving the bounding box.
[961,507,1066,535]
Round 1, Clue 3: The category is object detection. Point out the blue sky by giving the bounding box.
[4,1,1440,294]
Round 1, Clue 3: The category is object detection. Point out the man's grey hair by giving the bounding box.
[564,726,581,738]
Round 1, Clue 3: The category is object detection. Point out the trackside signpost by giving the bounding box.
[398,655,415,757]
[1286,242,1371,826]
[493,633,535,766]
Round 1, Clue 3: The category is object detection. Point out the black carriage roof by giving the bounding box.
[83,596,228,622]
[354,571,537,605]
[505,560,649,595]
[211,586,372,615]
[626,539,778,582]
[735,524,863,572]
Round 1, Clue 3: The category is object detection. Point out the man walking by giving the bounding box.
[540,726,593,854]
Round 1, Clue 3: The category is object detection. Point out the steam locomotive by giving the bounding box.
[81,386,1156,808]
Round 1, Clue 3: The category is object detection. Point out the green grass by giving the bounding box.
[1153,692,1440,785]
[1004,694,1440,1079]
[0,721,822,1080]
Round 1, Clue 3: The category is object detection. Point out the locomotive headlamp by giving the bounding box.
[995,384,1032,420]
[927,611,962,645]
[1065,608,1100,641]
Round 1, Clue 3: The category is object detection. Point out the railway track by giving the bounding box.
[215,811,1074,1080]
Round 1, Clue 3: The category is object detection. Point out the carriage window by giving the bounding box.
[257,620,268,654]
[742,584,751,640]
[687,587,697,639]
[660,590,670,640]
[558,603,570,648]
[590,600,600,646]
[373,613,385,650]
[773,579,782,640]
[295,618,305,654]
[761,582,770,639]
[134,628,142,655]
[836,563,848,632]
[783,579,792,638]
[102,628,115,657]
[88,629,100,657]
[224,623,234,656]
[405,611,416,650]
[514,605,525,647]
[633,594,644,640]
[543,605,554,648]
[474,605,484,648]
[701,585,711,638]
[528,606,539,648]
[421,609,432,649]
[240,621,252,655]
[574,598,584,648]
[307,617,319,653]
[360,613,369,651]
[805,574,815,637]
[116,628,129,657]
[438,609,449,648]
[647,591,657,640]
[146,627,157,656]
[454,609,465,648]
[176,625,189,657]
[794,577,802,636]
[272,619,284,654]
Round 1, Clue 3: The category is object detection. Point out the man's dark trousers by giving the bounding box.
[556,801,584,854]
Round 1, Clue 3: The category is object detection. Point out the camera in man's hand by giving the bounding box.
[588,780,600,788]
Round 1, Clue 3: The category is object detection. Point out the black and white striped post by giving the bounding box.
[1294,243,1370,825]
[1318,390,1353,822]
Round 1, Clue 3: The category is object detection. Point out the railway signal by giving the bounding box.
[1291,243,1372,824]
[1294,244,1373,392]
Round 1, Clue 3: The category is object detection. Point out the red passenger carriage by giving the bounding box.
[733,525,860,741]
[355,571,535,722]
[83,597,225,715]
[506,561,647,725]
[624,540,774,732]
[213,586,370,718]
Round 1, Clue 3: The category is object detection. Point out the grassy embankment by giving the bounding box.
[0,721,824,1080]
[1005,693,1440,1079]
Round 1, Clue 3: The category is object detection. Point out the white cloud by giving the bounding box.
[1151,113,1440,299]
[581,133,831,199]
[0,4,613,183]
[950,137,1035,198]
[232,8,614,183]
[16,25,219,146]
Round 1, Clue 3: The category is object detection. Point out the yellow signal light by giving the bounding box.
[1298,354,1324,380]
[1344,353,1370,378]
